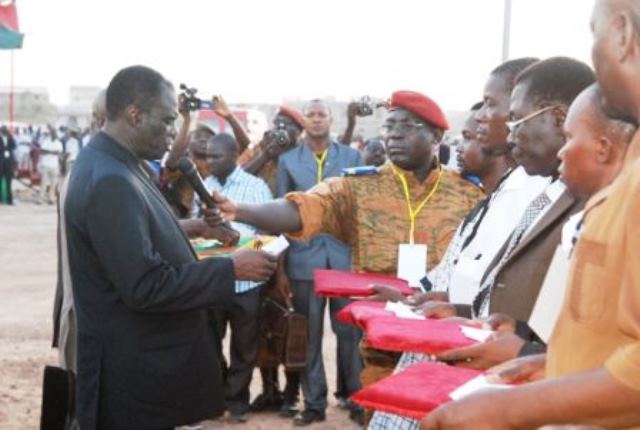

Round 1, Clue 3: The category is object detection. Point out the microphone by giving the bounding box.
[177,157,240,246]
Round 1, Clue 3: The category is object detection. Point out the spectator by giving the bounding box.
[0,126,16,205]
[362,138,386,166]
[38,128,63,204]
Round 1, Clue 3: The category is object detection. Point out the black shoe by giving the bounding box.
[228,411,248,424]
[279,400,299,418]
[349,407,365,426]
[249,392,283,412]
[335,396,349,410]
[293,409,326,426]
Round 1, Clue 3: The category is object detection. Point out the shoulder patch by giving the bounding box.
[342,166,380,177]
[459,172,483,189]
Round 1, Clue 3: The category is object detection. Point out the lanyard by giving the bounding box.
[315,149,328,184]
[391,163,443,244]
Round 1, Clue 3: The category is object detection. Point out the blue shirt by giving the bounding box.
[203,166,273,293]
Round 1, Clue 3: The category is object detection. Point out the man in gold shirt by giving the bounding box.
[215,91,484,424]
[421,1,640,428]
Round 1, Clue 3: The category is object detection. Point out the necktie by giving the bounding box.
[472,190,552,317]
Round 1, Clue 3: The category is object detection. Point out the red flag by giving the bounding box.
[0,3,19,32]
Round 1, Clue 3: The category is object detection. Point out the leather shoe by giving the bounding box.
[293,409,326,426]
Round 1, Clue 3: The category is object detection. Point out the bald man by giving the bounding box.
[421,81,640,430]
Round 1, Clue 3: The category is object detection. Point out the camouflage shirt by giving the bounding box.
[286,160,484,275]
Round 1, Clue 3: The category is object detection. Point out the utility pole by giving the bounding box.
[502,0,513,62]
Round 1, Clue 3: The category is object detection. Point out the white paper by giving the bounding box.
[397,244,427,288]
[449,375,512,401]
[261,235,290,257]
[460,326,494,343]
[528,245,570,343]
[384,301,426,320]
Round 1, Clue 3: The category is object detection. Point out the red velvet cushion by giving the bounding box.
[314,269,414,298]
[336,301,393,328]
[351,361,482,419]
[364,317,478,354]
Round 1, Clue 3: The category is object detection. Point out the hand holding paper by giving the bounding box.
[435,332,525,370]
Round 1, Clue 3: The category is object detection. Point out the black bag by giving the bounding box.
[40,366,75,430]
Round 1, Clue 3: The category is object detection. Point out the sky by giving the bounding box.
[0,0,595,110]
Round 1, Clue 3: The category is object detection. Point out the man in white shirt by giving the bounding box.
[39,129,63,204]
[200,132,273,423]
[63,127,82,173]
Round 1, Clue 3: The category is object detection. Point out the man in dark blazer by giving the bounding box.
[276,99,364,425]
[62,65,277,430]
[427,58,596,369]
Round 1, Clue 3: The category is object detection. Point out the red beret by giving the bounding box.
[277,106,306,129]
[389,90,449,131]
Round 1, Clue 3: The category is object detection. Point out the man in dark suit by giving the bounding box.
[62,65,277,430]
[422,57,595,370]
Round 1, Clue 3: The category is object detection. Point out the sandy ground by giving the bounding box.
[0,182,360,429]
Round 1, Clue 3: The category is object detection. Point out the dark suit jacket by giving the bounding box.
[276,141,363,280]
[484,189,583,321]
[458,189,583,322]
[63,132,235,430]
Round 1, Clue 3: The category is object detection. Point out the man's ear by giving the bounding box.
[595,136,614,164]
[125,105,142,127]
[553,107,568,131]
[432,129,444,143]
[615,11,638,63]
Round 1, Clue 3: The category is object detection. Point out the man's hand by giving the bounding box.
[483,313,517,333]
[347,101,359,122]
[406,291,449,307]
[211,191,238,222]
[213,95,232,119]
[178,94,192,121]
[435,332,525,370]
[487,353,547,384]
[365,284,408,302]
[231,249,278,282]
[415,301,457,318]
[201,207,225,229]
[421,389,516,430]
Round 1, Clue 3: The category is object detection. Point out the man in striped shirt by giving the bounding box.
[201,132,273,423]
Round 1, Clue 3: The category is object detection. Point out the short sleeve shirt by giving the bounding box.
[286,161,484,275]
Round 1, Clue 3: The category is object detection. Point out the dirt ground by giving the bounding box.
[0,182,360,429]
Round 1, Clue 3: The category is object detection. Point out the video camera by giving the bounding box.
[356,96,376,117]
[179,84,217,112]
[271,121,291,147]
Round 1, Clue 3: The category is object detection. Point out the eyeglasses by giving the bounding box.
[380,121,425,135]
[506,105,560,134]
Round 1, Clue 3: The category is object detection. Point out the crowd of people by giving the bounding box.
[41,0,640,429]
[0,116,103,205]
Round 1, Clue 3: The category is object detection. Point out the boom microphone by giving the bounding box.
[177,157,240,246]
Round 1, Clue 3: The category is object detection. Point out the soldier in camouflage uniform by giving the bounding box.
[214,90,484,425]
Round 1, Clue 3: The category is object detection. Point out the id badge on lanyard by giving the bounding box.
[392,163,442,289]
[397,244,427,288]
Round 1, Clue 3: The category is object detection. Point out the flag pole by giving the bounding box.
[502,0,512,62]
[9,49,15,132]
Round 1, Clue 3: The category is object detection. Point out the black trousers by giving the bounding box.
[290,280,363,412]
[211,287,261,414]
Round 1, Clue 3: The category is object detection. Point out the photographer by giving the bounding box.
[340,97,378,146]
[160,89,252,221]
[241,106,306,193]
